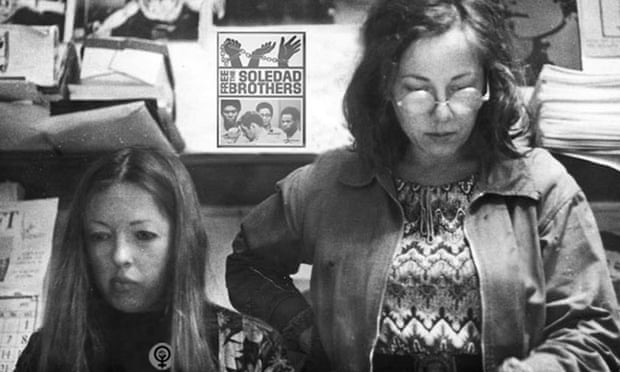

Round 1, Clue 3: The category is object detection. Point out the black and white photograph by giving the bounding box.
[218,97,304,147]
[83,0,201,39]
[1,0,620,371]
[217,31,305,148]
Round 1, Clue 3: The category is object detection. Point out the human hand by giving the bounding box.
[250,41,276,58]
[91,17,118,37]
[277,36,301,66]
[497,357,533,372]
[90,21,110,37]
[223,127,241,140]
[223,38,241,58]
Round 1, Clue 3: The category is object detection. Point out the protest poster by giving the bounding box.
[216,31,306,148]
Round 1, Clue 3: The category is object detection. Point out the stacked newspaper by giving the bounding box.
[530,64,620,172]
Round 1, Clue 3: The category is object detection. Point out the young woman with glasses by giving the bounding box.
[225,1,620,371]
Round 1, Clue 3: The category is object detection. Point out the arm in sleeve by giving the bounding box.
[226,165,315,351]
[522,191,620,371]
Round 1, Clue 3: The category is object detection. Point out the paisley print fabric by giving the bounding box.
[375,175,482,356]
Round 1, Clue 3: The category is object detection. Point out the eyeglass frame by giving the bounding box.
[394,82,491,114]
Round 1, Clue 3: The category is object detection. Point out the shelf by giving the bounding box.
[0,151,316,206]
[1,150,619,208]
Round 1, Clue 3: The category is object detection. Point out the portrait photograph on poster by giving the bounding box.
[218,97,303,147]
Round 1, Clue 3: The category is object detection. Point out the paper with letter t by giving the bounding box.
[0,198,58,296]
[0,198,58,372]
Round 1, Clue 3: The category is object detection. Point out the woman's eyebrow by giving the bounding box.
[86,220,110,228]
[129,220,154,226]
[450,71,477,82]
[399,73,428,81]
[399,71,476,82]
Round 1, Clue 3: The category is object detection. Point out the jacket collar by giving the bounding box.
[336,152,380,187]
[337,148,541,201]
[475,148,540,201]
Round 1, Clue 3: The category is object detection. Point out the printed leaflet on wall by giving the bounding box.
[577,0,620,57]
[0,198,58,372]
[217,31,306,148]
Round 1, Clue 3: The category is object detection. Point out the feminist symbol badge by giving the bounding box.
[148,342,172,370]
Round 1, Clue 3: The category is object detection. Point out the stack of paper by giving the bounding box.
[43,101,175,153]
[530,64,620,172]
[69,37,173,102]
[67,37,184,152]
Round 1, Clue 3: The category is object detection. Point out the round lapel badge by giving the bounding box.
[148,342,172,370]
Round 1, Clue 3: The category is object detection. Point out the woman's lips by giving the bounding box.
[427,132,455,138]
[111,277,137,292]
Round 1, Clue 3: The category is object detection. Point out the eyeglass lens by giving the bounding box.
[397,87,487,115]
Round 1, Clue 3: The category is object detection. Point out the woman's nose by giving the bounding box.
[433,100,454,123]
[112,237,133,267]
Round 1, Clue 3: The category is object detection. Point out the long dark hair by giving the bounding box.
[38,147,215,371]
[344,0,526,170]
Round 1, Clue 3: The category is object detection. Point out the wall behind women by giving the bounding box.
[503,0,581,85]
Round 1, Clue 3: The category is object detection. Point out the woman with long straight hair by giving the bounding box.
[16,147,294,372]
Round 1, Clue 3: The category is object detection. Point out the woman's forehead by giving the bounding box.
[397,26,483,80]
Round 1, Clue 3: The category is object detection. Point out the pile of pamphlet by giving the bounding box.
[66,37,185,152]
[529,64,620,172]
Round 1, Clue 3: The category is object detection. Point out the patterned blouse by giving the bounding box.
[374,175,482,356]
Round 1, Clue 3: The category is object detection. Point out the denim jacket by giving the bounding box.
[226,147,620,372]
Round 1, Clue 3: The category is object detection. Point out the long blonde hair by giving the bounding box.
[38,147,215,371]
